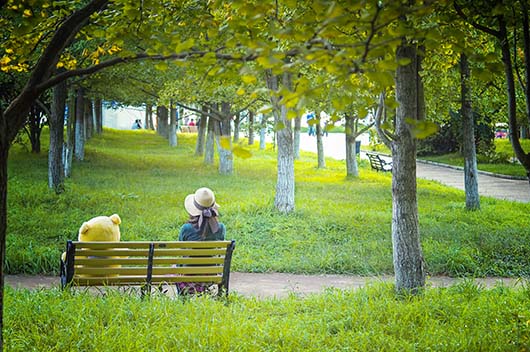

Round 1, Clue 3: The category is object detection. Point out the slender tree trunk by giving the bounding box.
[169,103,177,147]
[260,114,267,150]
[345,116,359,177]
[145,104,153,130]
[64,90,75,177]
[233,112,240,143]
[49,78,66,193]
[195,105,208,156]
[204,115,215,165]
[266,70,295,213]
[498,18,530,181]
[156,105,169,138]
[94,98,102,134]
[293,116,301,159]
[74,87,85,161]
[85,99,93,140]
[315,115,325,168]
[460,53,480,210]
[392,42,425,293]
[219,102,233,175]
[27,105,42,153]
[248,110,255,145]
[0,121,8,352]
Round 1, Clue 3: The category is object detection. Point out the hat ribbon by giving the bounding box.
[193,200,219,234]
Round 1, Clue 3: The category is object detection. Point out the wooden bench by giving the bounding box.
[366,153,393,172]
[60,240,236,296]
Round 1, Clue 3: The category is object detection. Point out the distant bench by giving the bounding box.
[60,240,235,296]
[366,152,393,172]
[180,125,198,133]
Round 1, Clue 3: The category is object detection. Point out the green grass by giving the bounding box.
[5,282,530,351]
[419,139,530,178]
[6,128,530,277]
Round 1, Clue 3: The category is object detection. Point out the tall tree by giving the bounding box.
[49,78,66,193]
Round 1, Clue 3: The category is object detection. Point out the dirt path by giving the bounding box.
[5,273,521,298]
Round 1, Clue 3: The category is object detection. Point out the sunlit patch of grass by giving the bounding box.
[6,128,530,277]
[5,282,530,351]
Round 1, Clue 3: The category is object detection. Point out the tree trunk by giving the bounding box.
[260,114,267,150]
[0,121,8,352]
[64,91,75,177]
[145,104,153,130]
[74,87,85,161]
[460,53,480,210]
[94,98,102,134]
[204,115,216,165]
[266,70,295,213]
[233,112,240,143]
[392,43,425,293]
[195,105,208,156]
[345,116,359,177]
[498,17,530,181]
[248,110,255,145]
[293,116,301,159]
[218,102,233,175]
[27,104,43,154]
[85,99,93,140]
[315,115,325,168]
[49,78,66,193]
[156,105,169,138]
[169,103,177,147]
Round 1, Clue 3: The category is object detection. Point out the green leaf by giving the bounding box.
[220,136,231,150]
[274,121,286,131]
[405,118,439,139]
[286,110,298,119]
[233,146,252,159]
[241,75,257,84]
[154,61,168,71]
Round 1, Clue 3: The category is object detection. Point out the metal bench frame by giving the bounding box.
[60,240,235,296]
[366,153,393,172]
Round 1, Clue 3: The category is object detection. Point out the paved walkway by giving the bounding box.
[299,133,530,203]
[4,274,521,298]
[5,134,528,298]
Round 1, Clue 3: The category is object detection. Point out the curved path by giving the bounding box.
[5,134,528,298]
[299,133,530,203]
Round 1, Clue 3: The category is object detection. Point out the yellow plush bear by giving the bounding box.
[78,214,121,242]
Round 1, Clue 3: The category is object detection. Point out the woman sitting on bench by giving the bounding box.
[177,187,226,294]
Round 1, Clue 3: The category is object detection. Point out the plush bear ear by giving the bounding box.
[109,214,121,225]
[79,222,90,235]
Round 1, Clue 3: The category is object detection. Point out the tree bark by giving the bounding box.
[156,105,169,138]
[460,53,480,210]
[260,113,267,150]
[204,115,216,165]
[218,102,233,175]
[392,43,425,293]
[49,78,66,193]
[345,116,359,177]
[195,105,208,156]
[145,104,153,130]
[64,90,75,178]
[169,103,177,147]
[315,115,325,168]
[74,87,85,161]
[233,112,240,143]
[94,98,102,134]
[85,99,93,140]
[266,70,295,213]
[293,116,301,159]
[248,110,255,145]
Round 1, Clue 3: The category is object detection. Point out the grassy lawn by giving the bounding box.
[6,282,530,351]
[6,128,530,351]
[6,128,530,277]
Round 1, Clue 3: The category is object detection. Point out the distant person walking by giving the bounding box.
[132,119,142,130]
[306,113,316,136]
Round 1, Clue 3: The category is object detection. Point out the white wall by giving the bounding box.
[102,104,145,130]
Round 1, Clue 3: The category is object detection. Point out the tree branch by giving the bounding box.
[453,2,501,38]
[374,92,395,147]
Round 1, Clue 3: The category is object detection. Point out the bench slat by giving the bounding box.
[74,257,225,266]
[75,266,224,275]
[72,241,232,249]
[75,249,227,257]
[72,275,223,286]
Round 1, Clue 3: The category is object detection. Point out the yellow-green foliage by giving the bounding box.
[6,128,530,276]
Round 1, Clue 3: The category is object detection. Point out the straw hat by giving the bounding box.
[184,187,219,216]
